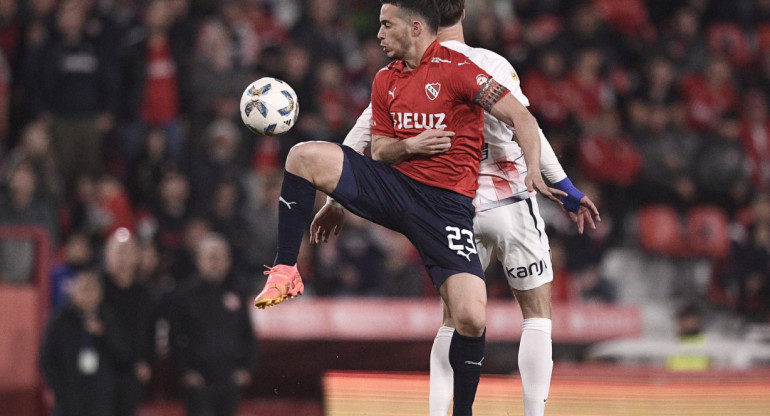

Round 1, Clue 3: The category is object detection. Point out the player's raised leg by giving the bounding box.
[440,272,487,416]
[255,142,344,309]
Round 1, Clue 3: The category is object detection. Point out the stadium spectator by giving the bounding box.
[206,177,258,275]
[290,0,358,67]
[563,47,616,126]
[40,270,129,416]
[694,113,751,212]
[665,302,710,371]
[576,108,642,231]
[4,120,62,200]
[0,158,57,282]
[711,193,770,322]
[101,229,155,416]
[313,58,354,137]
[51,231,94,308]
[635,103,700,208]
[169,233,255,416]
[30,0,119,190]
[679,55,738,132]
[127,128,173,209]
[118,0,187,163]
[188,119,248,211]
[522,48,573,130]
[656,6,708,73]
[571,261,617,304]
[151,169,191,259]
[314,214,386,296]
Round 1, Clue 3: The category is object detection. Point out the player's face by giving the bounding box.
[377,4,411,60]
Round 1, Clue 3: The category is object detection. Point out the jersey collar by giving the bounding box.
[391,40,441,73]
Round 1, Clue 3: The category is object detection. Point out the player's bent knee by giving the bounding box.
[286,142,343,183]
[452,308,486,337]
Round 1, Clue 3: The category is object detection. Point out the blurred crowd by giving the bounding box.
[0,0,768,328]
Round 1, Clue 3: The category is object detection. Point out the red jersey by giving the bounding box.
[370,41,508,198]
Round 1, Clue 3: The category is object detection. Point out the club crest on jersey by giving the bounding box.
[476,74,489,86]
[425,83,441,100]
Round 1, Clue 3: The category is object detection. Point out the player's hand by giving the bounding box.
[310,201,345,244]
[405,129,454,156]
[567,196,601,234]
[526,173,566,205]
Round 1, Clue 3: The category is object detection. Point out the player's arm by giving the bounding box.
[371,130,455,164]
[482,84,565,203]
[342,104,374,153]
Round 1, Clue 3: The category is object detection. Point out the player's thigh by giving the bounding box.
[476,199,553,291]
[328,145,414,230]
[285,141,344,194]
[403,186,484,290]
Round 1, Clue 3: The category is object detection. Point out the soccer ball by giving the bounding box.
[240,77,299,136]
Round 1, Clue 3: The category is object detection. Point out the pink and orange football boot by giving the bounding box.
[254,264,304,309]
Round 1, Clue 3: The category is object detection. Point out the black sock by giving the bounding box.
[448,328,486,416]
[274,171,316,265]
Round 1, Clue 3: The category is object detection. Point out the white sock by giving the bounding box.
[518,318,553,416]
[429,326,455,416]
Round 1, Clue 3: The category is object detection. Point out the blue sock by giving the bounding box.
[448,328,486,416]
[274,171,316,265]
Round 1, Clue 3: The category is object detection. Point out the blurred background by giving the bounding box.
[0,0,769,415]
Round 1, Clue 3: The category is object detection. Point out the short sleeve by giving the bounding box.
[444,58,508,106]
[370,70,395,137]
[342,104,373,153]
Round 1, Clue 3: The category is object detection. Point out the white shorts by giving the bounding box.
[473,197,553,291]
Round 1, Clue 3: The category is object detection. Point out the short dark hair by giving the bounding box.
[381,0,440,34]
[437,0,464,27]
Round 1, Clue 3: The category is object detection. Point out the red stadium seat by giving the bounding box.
[637,205,685,257]
[686,205,730,259]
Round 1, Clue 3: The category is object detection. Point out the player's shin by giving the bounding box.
[518,318,553,416]
[274,171,317,265]
[448,328,486,416]
[429,326,455,416]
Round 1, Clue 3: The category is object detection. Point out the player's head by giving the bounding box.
[378,0,440,60]
[437,0,464,27]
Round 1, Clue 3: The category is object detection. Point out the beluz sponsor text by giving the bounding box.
[391,112,447,130]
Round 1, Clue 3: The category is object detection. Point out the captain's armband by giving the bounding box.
[473,78,508,112]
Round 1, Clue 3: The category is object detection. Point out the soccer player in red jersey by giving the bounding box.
[254,1,563,414]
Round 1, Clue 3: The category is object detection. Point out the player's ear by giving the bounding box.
[461,9,466,21]
[412,20,422,37]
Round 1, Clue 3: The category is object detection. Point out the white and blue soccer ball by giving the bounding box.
[240,77,299,136]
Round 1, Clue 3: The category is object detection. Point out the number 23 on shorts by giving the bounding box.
[445,226,477,262]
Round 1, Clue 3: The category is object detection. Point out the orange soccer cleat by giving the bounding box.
[254,264,304,309]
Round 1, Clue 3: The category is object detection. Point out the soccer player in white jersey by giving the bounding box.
[309,1,600,415]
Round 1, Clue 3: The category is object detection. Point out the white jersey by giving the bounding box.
[342,41,567,212]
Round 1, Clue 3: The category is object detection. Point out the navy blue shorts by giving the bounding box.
[329,145,484,289]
